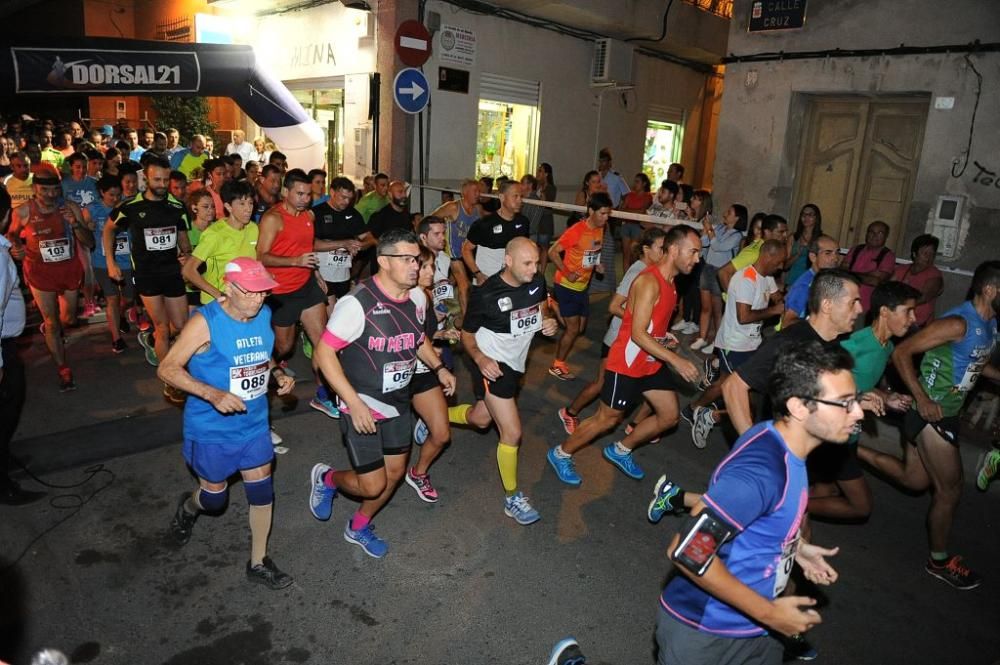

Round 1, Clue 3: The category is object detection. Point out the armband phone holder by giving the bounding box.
[672,510,733,577]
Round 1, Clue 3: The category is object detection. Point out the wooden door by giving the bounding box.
[792,96,928,252]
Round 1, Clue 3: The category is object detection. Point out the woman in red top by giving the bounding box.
[893,234,944,328]
[619,173,653,265]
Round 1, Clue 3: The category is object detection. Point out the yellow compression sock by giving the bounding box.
[497,442,519,496]
[448,404,472,425]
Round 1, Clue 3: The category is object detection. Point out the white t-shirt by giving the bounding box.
[602,259,649,347]
[713,265,777,352]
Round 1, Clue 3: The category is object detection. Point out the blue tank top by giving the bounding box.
[87,201,132,270]
[448,202,478,259]
[183,300,274,442]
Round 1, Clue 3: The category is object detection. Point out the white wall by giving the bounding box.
[415,0,714,208]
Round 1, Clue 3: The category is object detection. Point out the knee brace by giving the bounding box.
[198,485,229,514]
[244,475,273,506]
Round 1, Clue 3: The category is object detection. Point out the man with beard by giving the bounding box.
[252,165,282,223]
[859,260,1000,590]
[547,226,702,486]
[367,180,411,274]
[308,228,456,557]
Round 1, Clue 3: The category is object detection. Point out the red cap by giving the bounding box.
[223,257,278,292]
[33,163,61,185]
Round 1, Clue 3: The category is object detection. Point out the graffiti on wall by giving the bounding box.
[971,161,1000,189]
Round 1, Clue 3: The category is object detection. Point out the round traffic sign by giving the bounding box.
[395,20,432,67]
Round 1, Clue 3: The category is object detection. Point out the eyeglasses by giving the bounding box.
[380,253,420,264]
[798,394,862,411]
[231,282,267,298]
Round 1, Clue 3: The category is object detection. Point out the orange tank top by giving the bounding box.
[267,204,315,295]
[605,266,677,378]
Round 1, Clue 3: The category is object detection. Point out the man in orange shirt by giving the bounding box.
[547,192,610,380]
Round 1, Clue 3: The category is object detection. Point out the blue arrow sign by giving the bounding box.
[393,67,430,114]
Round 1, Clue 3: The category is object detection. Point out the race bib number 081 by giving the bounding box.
[144,226,177,251]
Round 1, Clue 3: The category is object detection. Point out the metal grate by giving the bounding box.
[683,0,733,19]
[155,16,192,42]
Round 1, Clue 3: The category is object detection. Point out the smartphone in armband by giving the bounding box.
[672,511,733,577]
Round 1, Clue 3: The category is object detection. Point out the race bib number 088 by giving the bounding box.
[229,362,269,400]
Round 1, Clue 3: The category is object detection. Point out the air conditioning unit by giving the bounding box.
[591,38,634,86]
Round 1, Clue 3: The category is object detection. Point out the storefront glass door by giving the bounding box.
[475,99,539,181]
[292,88,344,177]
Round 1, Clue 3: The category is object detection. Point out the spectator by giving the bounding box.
[225,129,254,162]
[843,221,896,314]
[893,233,944,328]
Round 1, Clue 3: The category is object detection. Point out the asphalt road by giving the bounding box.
[2,303,998,665]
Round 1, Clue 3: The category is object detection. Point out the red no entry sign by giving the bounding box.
[395,20,432,67]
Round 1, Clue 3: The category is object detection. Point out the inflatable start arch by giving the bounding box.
[0,37,325,168]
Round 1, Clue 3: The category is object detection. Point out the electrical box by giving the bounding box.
[591,38,633,85]
[931,194,965,258]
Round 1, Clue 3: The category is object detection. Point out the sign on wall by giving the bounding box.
[748,0,808,32]
[12,47,200,93]
[255,4,375,80]
[437,24,477,67]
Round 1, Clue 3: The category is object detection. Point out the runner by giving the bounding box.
[858,260,1000,590]
[106,155,191,391]
[252,165,282,223]
[406,240,461,503]
[448,236,558,524]
[547,192,610,381]
[312,176,373,313]
[159,257,295,589]
[461,180,529,284]
[308,228,457,557]
[656,340,856,665]
[182,189,216,309]
[546,226,700,486]
[256,169,331,417]
[557,227,668,435]
[5,164,93,390]
[82,175,131,352]
[427,179,481,316]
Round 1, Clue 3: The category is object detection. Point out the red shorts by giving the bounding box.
[23,257,84,293]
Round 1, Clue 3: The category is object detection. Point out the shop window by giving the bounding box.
[643,119,683,186]
[292,88,344,177]
[475,99,539,181]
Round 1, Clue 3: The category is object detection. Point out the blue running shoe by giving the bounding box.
[547,637,586,665]
[603,443,645,479]
[547,448,582,486]
[648,475,682,523]
[413,418,429,446]
[309,396,340,419]
[504,491,540,525]
[309,463,336,521]
[344,522,388,558]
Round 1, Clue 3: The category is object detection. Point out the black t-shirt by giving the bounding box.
[368,204,412,239]
[112,193,189,276]
[465,212,530,278]
[312,202,366,241]
[735,321,836,393]
[464,271,547,371]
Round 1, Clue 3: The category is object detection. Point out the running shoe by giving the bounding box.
[58,367,76,392]
[344,522,388,558]
[504,491,540,525]
[246,556,293,590]
[137,330,158,367]
[81,302,99,319]
[137,313,152,333]
[925,555,982,590]
[783,634,818,661]
[623,423,660,444]
[548,364,576,381]
[413,418,429,445]
[679,404,696,427]
[546,448,582,486]
[975,449,1000,491]
[270,427,283,445]
[112,337,127,354]
[689,337,707,350]
[163,384,186,405]
[300,329,313,360]
[648,475,682,523]
[699,356,720,391]
[126,307,138,325]
[557,407,579,435]
[701,343,715,355]
[691,406,716,449]
[602,443,644,479]
[170,493,198,545]
[118,316,130,335]
[547,637,586,665]
[309,396,340,418]
[405,468,439,503]
[309,463,336,521]
[683,321,700,334]
[670,319,690,332]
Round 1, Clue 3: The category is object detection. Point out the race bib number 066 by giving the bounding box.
[510,304,541,337]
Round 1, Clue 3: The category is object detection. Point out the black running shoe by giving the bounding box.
[246,556,293,590]
[170,494,198,545]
